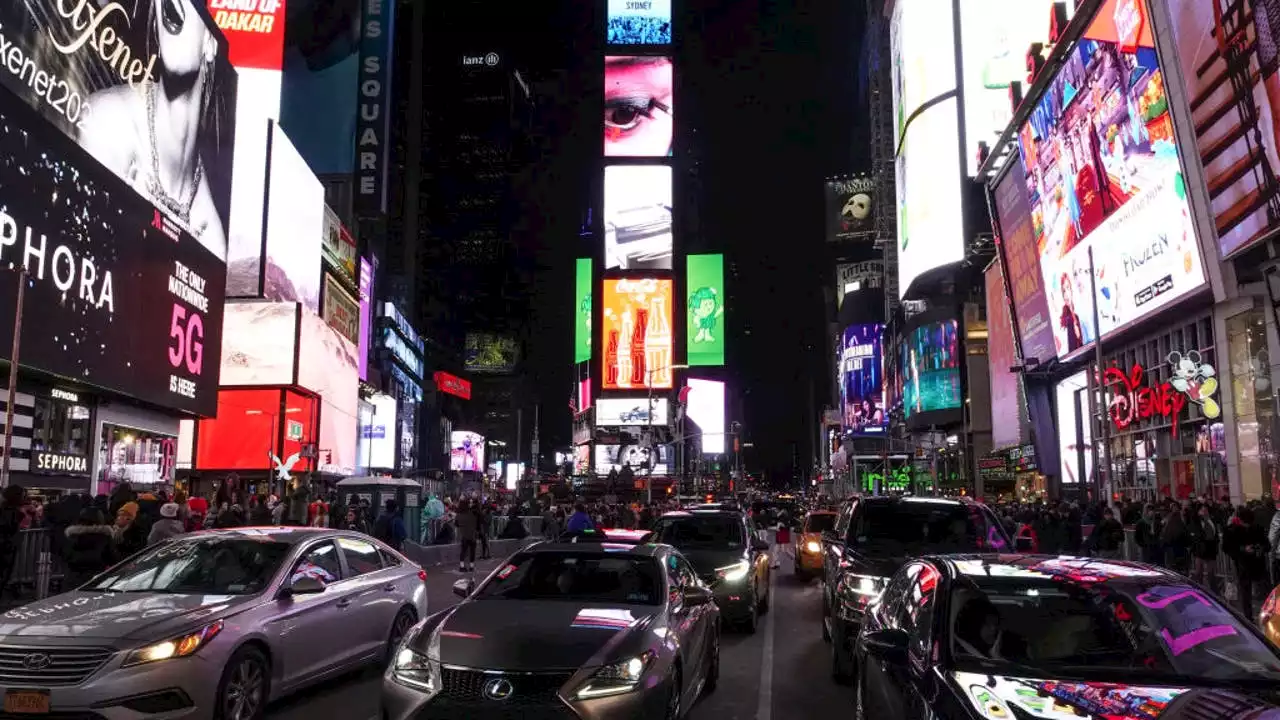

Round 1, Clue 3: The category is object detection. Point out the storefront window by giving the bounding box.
[30,396,91,456]
[98,425,177,496]
[1227,308,1275,500]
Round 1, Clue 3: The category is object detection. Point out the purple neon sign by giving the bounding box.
[1135,588,1239,657]
[358,258,373,381]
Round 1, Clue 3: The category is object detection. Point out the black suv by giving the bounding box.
[821,496,1013,682]
[652,510,772,632]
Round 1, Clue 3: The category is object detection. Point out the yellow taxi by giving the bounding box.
[794,509,838,579]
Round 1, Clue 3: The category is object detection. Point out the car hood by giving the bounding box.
[846,551,907,579]
[0,591,253,643]
[424,599,657,671]
[679,549,748,578]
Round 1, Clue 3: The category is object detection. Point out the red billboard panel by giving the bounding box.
[196,388,318,471]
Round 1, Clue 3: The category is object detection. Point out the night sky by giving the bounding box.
[479,0,869,483]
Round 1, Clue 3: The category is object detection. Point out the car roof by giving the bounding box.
[856,495,989,510]
[925,553,1183,586]
[187,526,374,545]
[661,509,743,519]
[525,540,665,558]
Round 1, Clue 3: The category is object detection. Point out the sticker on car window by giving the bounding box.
[497,564,517,580]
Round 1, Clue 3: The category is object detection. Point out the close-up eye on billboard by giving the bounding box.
[264,124,324,314]
[605,165,673,270]
[604,56,673,157]
[0,0,239,262]
[687,254,726,367]
[576,258,593,364]
[901,318,962,420]
[1165,0,1280,258]
[450,431,485,472]
[840,324,887,436]
[0,92,227,417]
[601,278,674,390]
[219,302,298,387]
[1017,0,1205,360]
[595,398,670,426]
[607,0,672,45]
[686,378,726,454]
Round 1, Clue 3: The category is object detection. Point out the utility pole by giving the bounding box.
[2,270,26,489]
[1088,247,1113,507]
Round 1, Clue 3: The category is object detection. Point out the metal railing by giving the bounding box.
[418,516,546,545]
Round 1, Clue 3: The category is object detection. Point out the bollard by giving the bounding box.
[35,551,51,600]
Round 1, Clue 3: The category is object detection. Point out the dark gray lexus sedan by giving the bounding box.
[383,538,720,719]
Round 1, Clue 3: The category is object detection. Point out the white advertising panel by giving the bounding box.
[359,393,397,470]
[595,444,670,475]
[264,125,324,313]
[226,118,270,296]
[891,0,957,148]
[595,398,670,426]
[686,379,726,454]
[450,431,485,471]
[1056,371,1092,486]
[298,312,358,475]
[218,302,297,386]
[604,165,673,270]
[896,97,965,299]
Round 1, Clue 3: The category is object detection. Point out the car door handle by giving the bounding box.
[336,598,353,608]
[382,583,397,592]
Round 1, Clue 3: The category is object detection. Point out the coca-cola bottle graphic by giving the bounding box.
[605,330,620,387]
[631,307,649,386]
[647,290,672,386]
[619,310,633,388]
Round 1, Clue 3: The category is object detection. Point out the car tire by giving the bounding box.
[831,624,853,685]
[663,667,683,719]
[704,628,719,694]
[741,598,758,634]
[215,646,271,720]
[821,591,831,643]
[758,581,770,614]
[383,607,418,667]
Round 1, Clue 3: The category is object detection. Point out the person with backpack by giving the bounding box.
[373,499,407,551]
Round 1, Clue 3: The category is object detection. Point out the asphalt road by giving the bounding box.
[264,545,856,720]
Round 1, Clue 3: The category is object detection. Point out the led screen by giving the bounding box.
[994,156,1056,364]
[595,443,670,475]
[604,166,672,270]
[358,393,396,470]
[0,92,227,417]
[607,0,671,45]
[195,388,318,471]
[896,96,966,299]
[450,431,485,472]
[686,378,726,454]
[959,0,1066,175]
[891,0,957,147]
[209,0,288,119]
[219,302,297,386]
[576,258,593,364]
[1016,2,1206,360]
[279,0,360,175]
[1056,370,1092,486]
[1166,0,1280,257]
[298,311,359,475]
[322,207,358,284]
[901,319,962,419]
[574,444,591,474]
[840,324,887,435]
[323,273,360,347]
[0,0,239,262]
[687,254,726,366]
[505,462,524,490]
[263,124,324,313]
[986,264,1026,450]
[596,398,670,427]
[465,333,519,374]
[226,118,270,296]
[601,278,674,390]
[358,258,373,380]
[604,56,673,157]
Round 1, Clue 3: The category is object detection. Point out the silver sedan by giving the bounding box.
[0,527,428,720]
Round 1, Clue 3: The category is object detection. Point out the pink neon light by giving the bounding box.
[1136,588,1211,610]
[1160,625,1238,656]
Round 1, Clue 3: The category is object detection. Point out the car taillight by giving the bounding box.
[418,570,428,582]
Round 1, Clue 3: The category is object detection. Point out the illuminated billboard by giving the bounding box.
[607,0,671,45]
[219,302,298,386]
[358,393,397,470]
[604,165,673,270]
[687,254,726,367]
[576,258,593,364]
[450,431,485,472]
[686,378,726,454]
[986,263,1026,450]
[209,0,288,119]
[596,398,670,427]
[595,444,670,475]
[196,389,317,471]
[840,324,887,435]
[1016,0,1206,360]
[465,333,519,374]
[298,311,359,476]
[1056,371,1092,486]
[901,318,962,420]
[993,156,1056,365]
[263,124,324,313]
[601,278,674,390]
[604,56,673,157]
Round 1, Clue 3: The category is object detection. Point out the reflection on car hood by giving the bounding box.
[953,670,1280,719]
[425,599,656,671]
[0,591,251,643]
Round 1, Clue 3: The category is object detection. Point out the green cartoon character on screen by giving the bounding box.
[689,286,724,343]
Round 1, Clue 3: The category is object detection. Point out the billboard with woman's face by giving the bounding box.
[604,56,673,157]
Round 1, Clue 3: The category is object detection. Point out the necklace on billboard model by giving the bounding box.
[145,80,203,224]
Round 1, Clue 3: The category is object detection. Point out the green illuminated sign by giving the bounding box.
[575,258,592,363]
[686,254,725,366]
[860,465,913,492]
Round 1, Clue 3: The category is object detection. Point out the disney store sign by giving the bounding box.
[1105,351,1219,435]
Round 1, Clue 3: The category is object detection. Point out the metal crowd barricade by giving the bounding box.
[6,527,65,602]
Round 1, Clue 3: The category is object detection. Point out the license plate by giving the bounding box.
[3,690,49,714]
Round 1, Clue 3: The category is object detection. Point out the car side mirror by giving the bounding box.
[682,585,714,607]
[453,578,475,599]
[282,575,326,597]
[863,628,909,665]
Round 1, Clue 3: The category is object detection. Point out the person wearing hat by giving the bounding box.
[114,501,147,558]
[148,503,186,546]
[63,508,117,589]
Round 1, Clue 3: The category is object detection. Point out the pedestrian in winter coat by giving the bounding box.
[1161,505,1190,574]
[63,508,117,589]
[1188,504,1221,593]
[1224,507,1269,618]
[566,503,595,533]
[114,502,148,558]
[1090,508,1125,558]
[456,501,479,572]
[147,503,186,546]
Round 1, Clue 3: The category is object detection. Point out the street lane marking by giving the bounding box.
[757,547,779,720]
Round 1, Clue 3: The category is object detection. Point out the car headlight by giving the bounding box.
[392,646,438,692]
[716,561,751,583]
[122,620,223,667]
[805,541,821,553]
[576,651,655,699]
[837,574,886,599]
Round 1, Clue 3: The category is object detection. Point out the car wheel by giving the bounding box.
[703,627,720,694]
[831,624,853,684]
[383,607,418,667]
[216,646,270,720]
[821,591,831,643]
[663,667,683,719]
[742,597,758,634]
[757,580,771,615]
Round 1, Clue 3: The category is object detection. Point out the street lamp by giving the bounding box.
[645,363,687,503]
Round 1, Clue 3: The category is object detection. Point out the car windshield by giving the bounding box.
[848,501,1008,553]
[653,516,745,550]
[949,574,1280,683]
[84,537,292,595]
[475,552,662,605]
[805,514,837,533]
